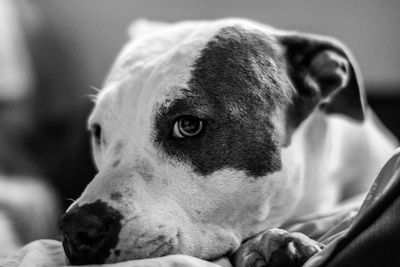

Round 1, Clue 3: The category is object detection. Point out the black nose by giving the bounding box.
[60,200,123,265]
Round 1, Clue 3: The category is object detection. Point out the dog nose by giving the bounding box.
[61,200,123,265]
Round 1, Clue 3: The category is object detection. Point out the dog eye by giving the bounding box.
[91,123,102,145]
[173,116,204,138]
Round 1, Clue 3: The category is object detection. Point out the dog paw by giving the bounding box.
[232,228,324,267]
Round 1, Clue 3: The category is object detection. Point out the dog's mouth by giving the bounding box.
[62,230,181,265]
[117,231,182,262]
[62,235,106,265]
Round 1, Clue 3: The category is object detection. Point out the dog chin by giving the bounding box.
[98,229,182,264]
[63,229,181,265]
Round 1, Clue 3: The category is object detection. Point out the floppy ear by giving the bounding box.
[278,32,366,125]
[128,19,170,39]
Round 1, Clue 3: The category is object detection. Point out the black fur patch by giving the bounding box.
[155,26,288,177]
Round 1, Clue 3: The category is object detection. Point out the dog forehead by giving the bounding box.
[94,19,278,121]
[105,20,216,87]
[103,19,281,98]
[91,21,215,126]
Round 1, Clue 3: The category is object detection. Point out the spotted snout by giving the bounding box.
[60,200,123,265]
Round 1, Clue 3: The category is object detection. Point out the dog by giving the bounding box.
[60,18,397,266]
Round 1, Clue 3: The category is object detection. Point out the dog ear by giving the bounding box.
[278,32,366,124]
[128,19,170,39]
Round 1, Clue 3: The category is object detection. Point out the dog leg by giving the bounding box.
[232,228,323,267]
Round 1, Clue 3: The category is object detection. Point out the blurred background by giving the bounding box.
[0,0,399,257]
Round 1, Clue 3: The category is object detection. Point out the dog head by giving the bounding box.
[61,18,365,264]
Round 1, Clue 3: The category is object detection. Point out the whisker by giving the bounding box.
[83,86,102,103]
[84,94,98,103]
[90,85,101,93]
[65,198,76,203]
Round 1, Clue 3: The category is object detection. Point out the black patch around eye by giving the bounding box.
[154,26,285,178]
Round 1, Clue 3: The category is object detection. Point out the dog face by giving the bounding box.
[61,19,364,264]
